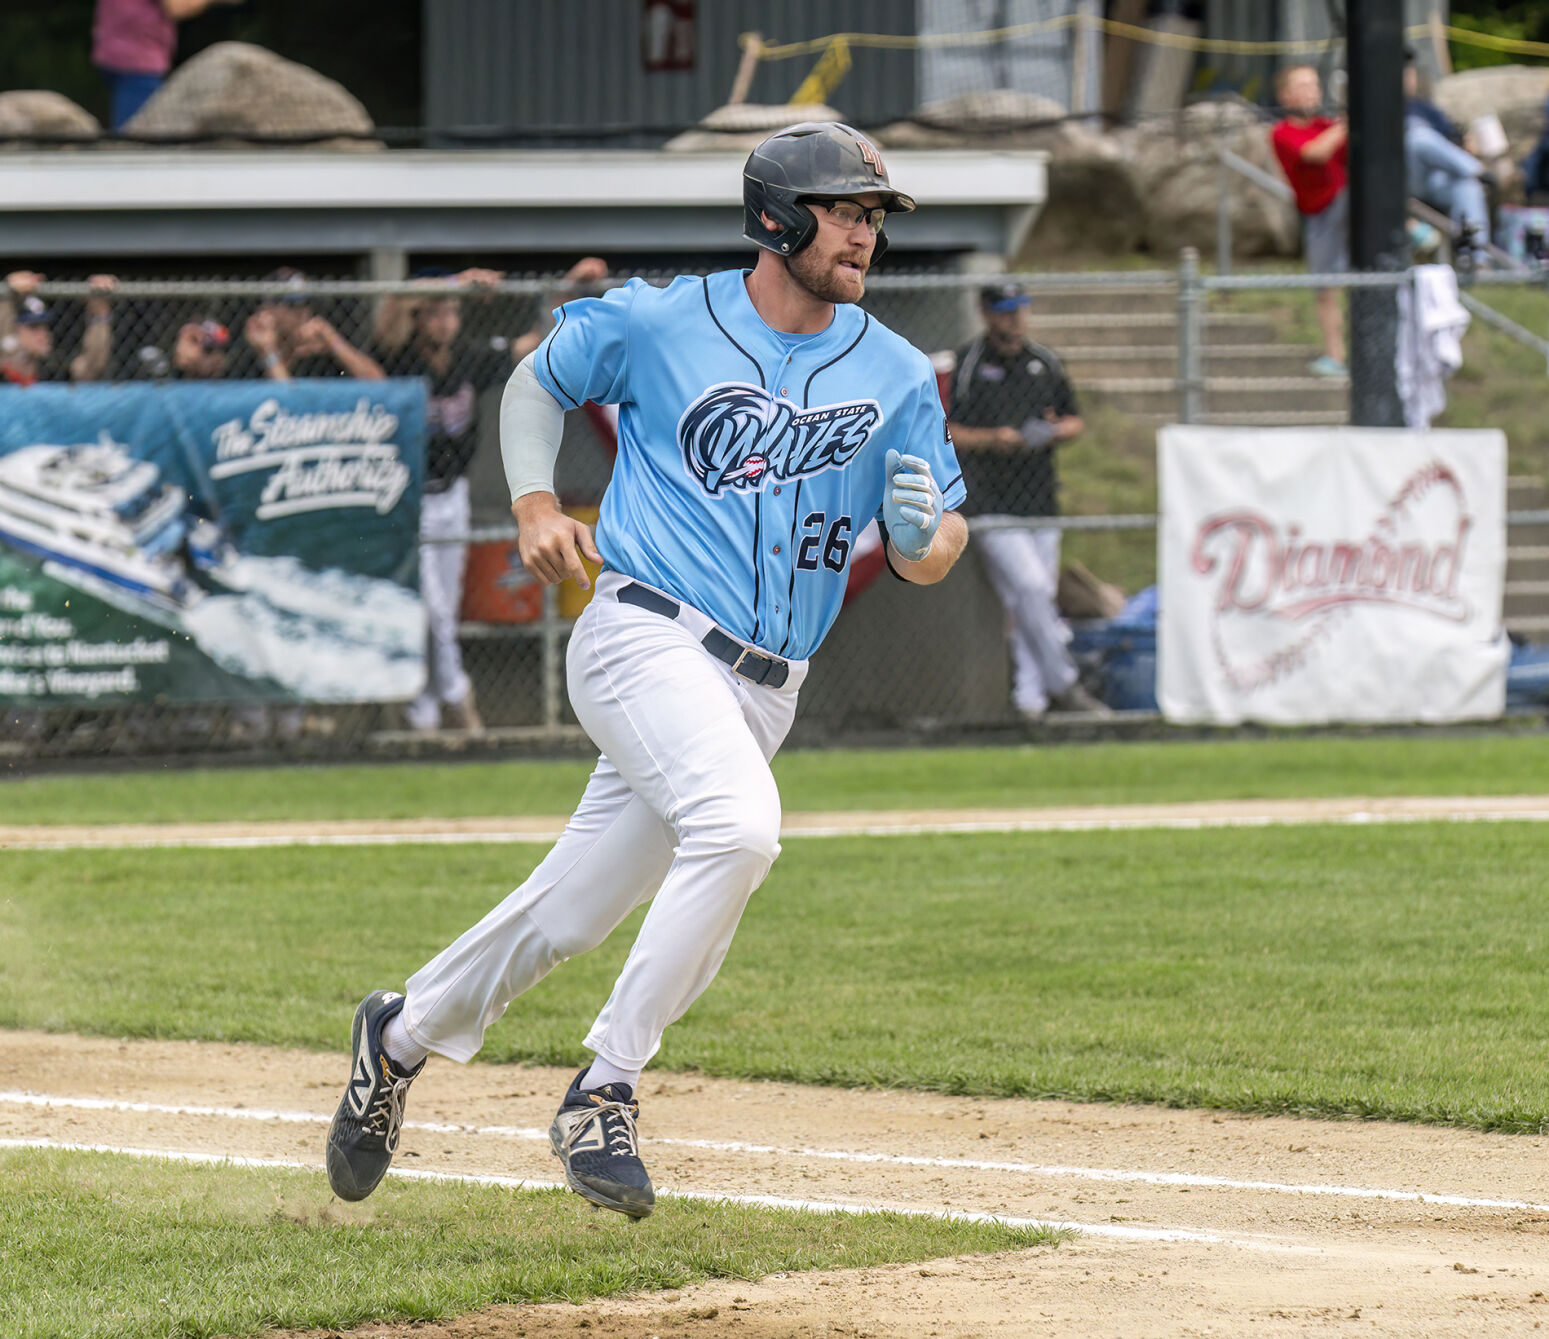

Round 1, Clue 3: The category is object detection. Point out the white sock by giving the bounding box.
[580,1057,641,1094]
[382,1012,430,1071]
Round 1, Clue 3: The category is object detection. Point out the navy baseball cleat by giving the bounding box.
[326,990,424,1202]
[549,1069,655,1218]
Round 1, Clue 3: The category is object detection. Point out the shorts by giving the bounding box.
[1303,187,1350,276]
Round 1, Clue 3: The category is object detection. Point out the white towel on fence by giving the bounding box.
[1396,263,1470,428]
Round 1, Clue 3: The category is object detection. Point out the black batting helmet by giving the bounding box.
[743,121,916,264]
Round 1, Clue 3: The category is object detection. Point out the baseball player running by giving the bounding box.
[326,122,968,1219]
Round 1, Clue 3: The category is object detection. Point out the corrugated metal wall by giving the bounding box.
[425,0,920,136]
[1196,0,1449,105]
[918,0,1086,111]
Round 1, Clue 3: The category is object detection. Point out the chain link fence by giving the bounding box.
[3,259,1547,761]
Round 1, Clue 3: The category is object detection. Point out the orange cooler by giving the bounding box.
[461,541,542,623]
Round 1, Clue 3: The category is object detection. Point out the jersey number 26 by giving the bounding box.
[796,512,852,573]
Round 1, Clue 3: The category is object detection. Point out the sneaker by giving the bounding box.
[443,693,483,732]
[325,990,423,1202]
[548,1069,655,1218]
[1048,682,1115,716]
[1307,355,1348,379]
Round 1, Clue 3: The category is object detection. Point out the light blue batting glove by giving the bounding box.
[883,448,944,562]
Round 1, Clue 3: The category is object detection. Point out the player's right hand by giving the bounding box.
[512,492,603,590]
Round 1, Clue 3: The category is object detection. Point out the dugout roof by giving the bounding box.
[0,150,1046,269]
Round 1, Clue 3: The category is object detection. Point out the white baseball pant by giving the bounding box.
[974,522,1077,716]
[398,571,805,1070]
[405,477,474,730]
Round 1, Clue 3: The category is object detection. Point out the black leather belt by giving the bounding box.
[617,582,790,688]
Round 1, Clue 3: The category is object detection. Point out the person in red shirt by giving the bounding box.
[1271,64,1349,378]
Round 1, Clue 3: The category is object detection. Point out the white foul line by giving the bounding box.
[6,797,1549,850]
[4,1089,1544,1216]
[0,1135,1296,1252]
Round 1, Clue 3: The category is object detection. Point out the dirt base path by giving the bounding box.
[5,1030,1549,1337]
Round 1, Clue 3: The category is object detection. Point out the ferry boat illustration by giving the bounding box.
[0,439,237,612]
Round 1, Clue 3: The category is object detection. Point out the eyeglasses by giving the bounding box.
[804,198,887,234]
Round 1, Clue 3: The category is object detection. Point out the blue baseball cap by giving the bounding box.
[980,281,1031,313]
[264,266,312,306]
[15,295,53,326]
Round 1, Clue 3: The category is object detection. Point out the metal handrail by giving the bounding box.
[1216,148,1294,276]
[1457,290,1549,368]
[1211,149,1530,279]
[1406,197,1522,271]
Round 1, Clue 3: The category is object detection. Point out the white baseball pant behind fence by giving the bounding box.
[974,523,1077,716]
[405,477,474,730]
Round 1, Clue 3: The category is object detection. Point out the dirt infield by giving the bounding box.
[6,1030,1549,1337]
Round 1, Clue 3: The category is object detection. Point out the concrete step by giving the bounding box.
[1130,409,1350,427]
[1504,581,1549,619]
[1025,287,1177,316]
[1087,377,1347,416]
[1507,546,1549,581]
[1060,344,1326,380]
[1508,474,1548,509]
[1029,312,1279,343]
[1507,614,1549,639]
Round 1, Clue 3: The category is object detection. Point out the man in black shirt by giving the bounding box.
[948,282,1109,720]
[372,259,607,732]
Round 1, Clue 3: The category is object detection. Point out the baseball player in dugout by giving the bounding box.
[326,122,968,1219]
[948,283,1111,721]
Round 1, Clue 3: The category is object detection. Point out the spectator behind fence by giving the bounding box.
[91,0,240,130]
[130,315,232,380]
[1,271,118,386]
[370,258,608,734]
[1522,96,1549,204]
[236,268,385,381]
[1271,64,1349,379]
[1403,53,1491,260]
[946,283,1110,722]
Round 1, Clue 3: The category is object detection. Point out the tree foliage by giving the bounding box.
[1449,2,1549,71]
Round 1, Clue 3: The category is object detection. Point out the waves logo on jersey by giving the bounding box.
[677,382,883,497]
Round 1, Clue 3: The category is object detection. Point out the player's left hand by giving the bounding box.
[883,449,943,562]
[513,491,603,590]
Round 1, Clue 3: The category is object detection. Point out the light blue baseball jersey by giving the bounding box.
[532,270,966,661]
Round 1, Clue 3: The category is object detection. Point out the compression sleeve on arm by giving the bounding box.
[500,352,567,503]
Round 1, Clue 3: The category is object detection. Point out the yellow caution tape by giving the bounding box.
[742,19,1549,63]
[1438,24,1549,59]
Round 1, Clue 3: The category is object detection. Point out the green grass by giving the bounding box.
[3,734,1548,825]
[0,1151,1055,1339]
[1433,283,1549,484]
[1056,400,1158,594]
[1040,261,1549,595]
[5,823,1547,1131]
[1215,279,1549,483]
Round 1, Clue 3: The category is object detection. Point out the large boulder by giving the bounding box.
[1032,136,1146,257]
[876,113,1144,256]
[124,41,376,148]
[0,91,99,148]
[885,95,1294,260]
[664,102,842,152]
[1433,64,1549,159]
[910,89,1066,132]
[1126,99,1298,257]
